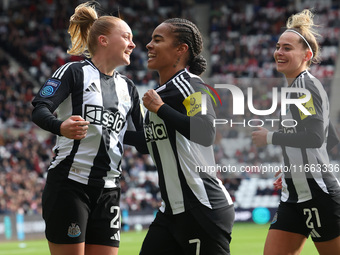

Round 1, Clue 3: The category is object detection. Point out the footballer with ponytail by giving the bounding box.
[32,2,143,255]
[135,18,235,255]
[252,9,340,255]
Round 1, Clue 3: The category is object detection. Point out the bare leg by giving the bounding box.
[48,241,85,255]
[314,236,340,255]
[264,229,307,255]
[85,244,118,255]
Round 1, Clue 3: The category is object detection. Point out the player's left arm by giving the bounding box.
[156,77,216,146]
[327,121,339,152]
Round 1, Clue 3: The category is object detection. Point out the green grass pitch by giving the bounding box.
[0,223,317,255]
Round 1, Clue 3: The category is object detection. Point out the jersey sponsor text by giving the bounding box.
[144,121,168,142]
[85,104,125,133]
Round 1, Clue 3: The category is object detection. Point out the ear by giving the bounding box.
[304,50,313,62]
[177,43,189,56]
[98,35,108,47]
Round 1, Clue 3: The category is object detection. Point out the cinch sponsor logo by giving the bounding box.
[183,83,222,116]
[85,104,125,133]
[183,92,202,116]
[144,121,168,142]
[298,94,316,120]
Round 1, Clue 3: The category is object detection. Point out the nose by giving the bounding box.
[274,49,281,60]
[146,41,152,50]
[276,47,283,55]
[130,40,136,49]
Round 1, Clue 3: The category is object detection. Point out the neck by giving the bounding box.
[285,69,307,86]
[91,56,115,76]
[286,77,295,86]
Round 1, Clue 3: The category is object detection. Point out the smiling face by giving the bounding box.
[146,23,186,83]
[106,19,135,67]
[273,31,311,79]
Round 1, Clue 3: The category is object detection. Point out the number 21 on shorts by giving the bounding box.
[303,207,321,229]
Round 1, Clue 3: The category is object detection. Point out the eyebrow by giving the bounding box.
[152,34,163,39]
[276,43,292,47]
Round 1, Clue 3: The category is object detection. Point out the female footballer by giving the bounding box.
[31,2,143,255]
[137,18,235,255]
[252,9,340,255]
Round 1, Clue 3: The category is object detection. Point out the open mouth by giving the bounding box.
[148,53,156,60]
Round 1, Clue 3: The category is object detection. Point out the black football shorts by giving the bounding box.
[42,178,121,246]
[270,192,340,242]
[140,204,234,255]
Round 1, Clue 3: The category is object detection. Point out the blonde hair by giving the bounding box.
[67,1,122,58]
[285,9,321,65]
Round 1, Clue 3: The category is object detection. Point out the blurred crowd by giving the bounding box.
[0,0,339,215]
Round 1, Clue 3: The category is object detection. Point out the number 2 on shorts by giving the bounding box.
[110,205,120,229]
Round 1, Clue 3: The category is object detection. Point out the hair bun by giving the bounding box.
[189,55,207,75]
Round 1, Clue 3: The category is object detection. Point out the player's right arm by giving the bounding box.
[31,63,89,140]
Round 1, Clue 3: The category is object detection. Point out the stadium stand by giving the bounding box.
[0,0,339,217]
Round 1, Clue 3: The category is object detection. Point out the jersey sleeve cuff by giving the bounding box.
[267,132,274,145]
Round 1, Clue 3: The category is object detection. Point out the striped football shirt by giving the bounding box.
[32,59,143,188]
[144,68,233,215]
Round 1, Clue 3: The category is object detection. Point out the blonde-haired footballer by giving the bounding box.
[252,9,340,255]
[31,2,144,255]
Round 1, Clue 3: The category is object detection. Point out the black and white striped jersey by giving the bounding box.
[32,59,143,188]
[144,68,233,215]
[275,70,340,203]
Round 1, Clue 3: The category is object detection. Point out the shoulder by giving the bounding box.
[51,60,91,80]
[185,70,210,92]
[299,71,325,93]
[171,69,206,93]
[115,72,139,98]
[116,72,136,88]
[292,71,327,100]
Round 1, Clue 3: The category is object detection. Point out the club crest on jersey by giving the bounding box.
[271,212,278,224]
[298,94,316,120]
[85,104,125,133]
[183,92,202,116]
[40,79,61,97]
[67,223,81,238]
[144,121,168,142]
